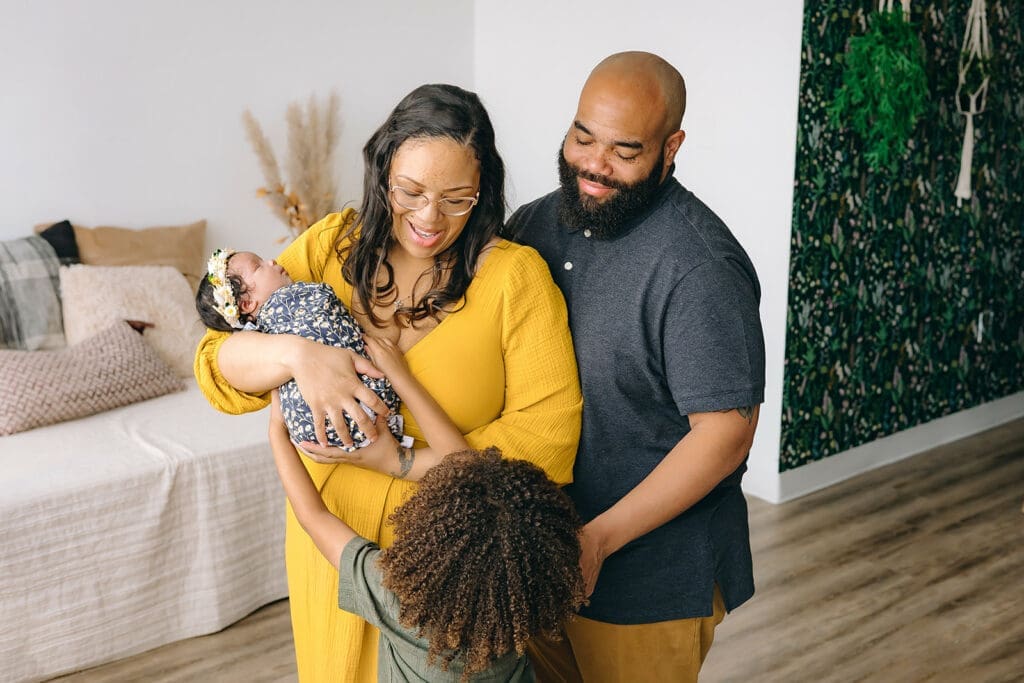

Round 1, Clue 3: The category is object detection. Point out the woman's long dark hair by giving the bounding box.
[337,84,506,327]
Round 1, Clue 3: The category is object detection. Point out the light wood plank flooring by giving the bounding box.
[702,417,1023,683]
[54,419,1024,683]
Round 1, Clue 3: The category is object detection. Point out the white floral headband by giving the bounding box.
[206,248,244,330]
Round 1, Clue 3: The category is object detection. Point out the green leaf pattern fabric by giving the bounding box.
[782,0,1023,471]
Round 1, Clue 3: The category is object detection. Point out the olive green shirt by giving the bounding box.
[338,537,534,682]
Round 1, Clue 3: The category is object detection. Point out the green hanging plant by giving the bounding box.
[829,8,930,173]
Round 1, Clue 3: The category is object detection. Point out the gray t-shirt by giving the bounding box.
[505,175,765,624]
[338,537,535,682]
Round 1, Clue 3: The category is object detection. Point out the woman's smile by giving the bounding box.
[406,218,445,248]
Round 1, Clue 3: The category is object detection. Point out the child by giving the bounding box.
[196,248,404,450]
[267,334,585,682]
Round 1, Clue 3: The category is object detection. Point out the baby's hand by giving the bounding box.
[363,336,410,383]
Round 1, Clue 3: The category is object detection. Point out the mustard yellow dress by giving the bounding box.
[194,210,582,682]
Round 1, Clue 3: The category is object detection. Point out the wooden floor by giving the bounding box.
[702,417,1024,683]
[54,419,1024,683]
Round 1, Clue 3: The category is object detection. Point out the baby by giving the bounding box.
[195,248,404,449]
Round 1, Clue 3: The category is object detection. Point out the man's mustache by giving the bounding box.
[569,165,628,191]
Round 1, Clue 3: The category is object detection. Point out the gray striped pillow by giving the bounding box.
[0,236,65,351]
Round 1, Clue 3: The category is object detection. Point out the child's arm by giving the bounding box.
[268,390,355,570]
[364,336,469,456]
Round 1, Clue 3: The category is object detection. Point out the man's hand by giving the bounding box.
[288,341,388,448]
[578,522,609,598]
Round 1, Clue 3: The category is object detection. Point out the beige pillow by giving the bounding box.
[0,321,184,436]
[37,220,207,290]
[60,264,205,378]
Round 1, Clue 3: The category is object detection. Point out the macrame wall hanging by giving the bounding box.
[954,0,992,205]
[830,0,929,173]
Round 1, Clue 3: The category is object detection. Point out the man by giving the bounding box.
[504,51,766,682]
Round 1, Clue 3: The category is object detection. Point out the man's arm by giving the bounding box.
[578,405,759,596]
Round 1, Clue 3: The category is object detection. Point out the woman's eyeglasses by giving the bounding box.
[389,186,479,217]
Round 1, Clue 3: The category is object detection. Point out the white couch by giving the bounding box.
[0,381,287,682]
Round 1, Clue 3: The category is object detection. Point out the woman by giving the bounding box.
[194,84,582,682]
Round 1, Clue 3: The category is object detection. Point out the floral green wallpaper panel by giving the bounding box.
[781,0,1023,471]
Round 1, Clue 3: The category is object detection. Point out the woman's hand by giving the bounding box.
[287,338,388,448]
[298,424,405,473]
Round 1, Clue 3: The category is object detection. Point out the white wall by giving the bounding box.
[0,0,474,260]
[474,0,807,501]
[8,1,1011,503]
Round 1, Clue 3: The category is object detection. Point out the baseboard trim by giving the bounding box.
[770,391,1024,503]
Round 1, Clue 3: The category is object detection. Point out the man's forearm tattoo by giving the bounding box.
[719,406,756,424]
[395,444,415,479]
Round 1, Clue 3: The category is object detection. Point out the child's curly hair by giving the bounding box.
[380,447,585,677]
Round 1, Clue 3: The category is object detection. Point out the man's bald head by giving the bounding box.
[586,51,686,136]
[557,51,688,234]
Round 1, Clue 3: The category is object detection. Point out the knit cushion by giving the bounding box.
[0,321,184,436]
[60,264,205,378]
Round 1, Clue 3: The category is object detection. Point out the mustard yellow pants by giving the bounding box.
[527,586,726,683]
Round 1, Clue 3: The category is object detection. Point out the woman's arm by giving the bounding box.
[193,210,387,444]
[298,336,469,481]
[231,331,387,446]
[459,246,581,484]
[268,391,356,570]
[216,330,307,393]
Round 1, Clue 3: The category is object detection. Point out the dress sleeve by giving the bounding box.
[275,209,357,283]
[463,246,582,485]
[192,210,357,414]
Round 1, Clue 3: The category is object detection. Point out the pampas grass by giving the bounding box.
[242,92,341,241]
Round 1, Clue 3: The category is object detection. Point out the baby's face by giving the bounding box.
[228,252,293,313]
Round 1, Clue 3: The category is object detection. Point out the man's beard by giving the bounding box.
[557,148,665,239]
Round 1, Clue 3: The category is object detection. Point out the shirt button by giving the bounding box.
[564,261,573,271]
[584,229,592,238]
